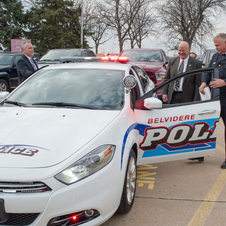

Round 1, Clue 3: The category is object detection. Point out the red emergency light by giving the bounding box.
[118,56,130,63]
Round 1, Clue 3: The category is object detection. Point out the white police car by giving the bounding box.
[0,62,220,226]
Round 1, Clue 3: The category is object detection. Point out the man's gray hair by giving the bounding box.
[21,42,31,51]
[213,33,226,43]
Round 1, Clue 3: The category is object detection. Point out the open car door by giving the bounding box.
[134,68,220,165]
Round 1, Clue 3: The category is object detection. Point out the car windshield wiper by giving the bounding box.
[4,101,28,107]
[32,102,100,109]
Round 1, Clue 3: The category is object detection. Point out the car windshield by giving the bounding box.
[0,54,13,65]
[39,50,82,61]
[121,50,163,62]
[5,68,125,110]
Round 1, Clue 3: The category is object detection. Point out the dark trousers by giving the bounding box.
[221,106,226,141]
[170,91,183,104]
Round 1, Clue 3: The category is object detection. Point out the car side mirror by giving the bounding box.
[144,97,162,109]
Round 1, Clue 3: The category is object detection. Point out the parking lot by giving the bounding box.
[102,119,226,226]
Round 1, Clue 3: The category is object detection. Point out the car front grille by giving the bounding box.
[0,181,52,193]
[0,213,39,225]
[145,71,155,83]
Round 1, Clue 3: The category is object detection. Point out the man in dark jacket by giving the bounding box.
[162,41,202,104]
[200,33,226,169]
[17,42,38,84]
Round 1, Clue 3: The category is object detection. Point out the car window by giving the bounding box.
[0,55,13,65]
[121,50,163,62]
[14,56,22,65]
[135,68,219,111]
[6,68,125,110]
[85,50,95,57]
[39,50,82,61]
[132,66,148,92]
[151,69,218,106]
[129,69,141,109]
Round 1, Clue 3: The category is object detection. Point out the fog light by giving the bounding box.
[85,209,94,217]
[71,215,77,221]
[47,209,100,226]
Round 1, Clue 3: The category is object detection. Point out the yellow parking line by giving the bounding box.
[137,165,157,190]
[216,144,225,153]
[187,170,226,226]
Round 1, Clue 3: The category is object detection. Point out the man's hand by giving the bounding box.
[162,94,168,103]
[210,78,226,89]
[199,82,207,94]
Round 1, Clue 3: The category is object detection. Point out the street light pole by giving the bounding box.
[80,0,83,49]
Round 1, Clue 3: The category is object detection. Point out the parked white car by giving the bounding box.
[0,62,220,226]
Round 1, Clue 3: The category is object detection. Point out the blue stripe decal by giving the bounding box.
[142,142,216,158]
[121,123,138,170]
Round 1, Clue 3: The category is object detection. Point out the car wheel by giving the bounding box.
[0,79,8,91]
[117,149,137,214]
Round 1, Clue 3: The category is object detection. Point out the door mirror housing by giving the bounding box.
[144,97,162,109]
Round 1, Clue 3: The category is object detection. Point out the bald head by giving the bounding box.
[178,41,190,60]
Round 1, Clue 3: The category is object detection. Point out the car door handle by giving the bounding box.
[198,109,216,115]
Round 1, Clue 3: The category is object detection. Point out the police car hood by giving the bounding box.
[0,108,119,168]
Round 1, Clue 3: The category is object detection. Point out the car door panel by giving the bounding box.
[133,68,221,165]
[135,101,220,165]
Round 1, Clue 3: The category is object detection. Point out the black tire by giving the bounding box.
[0,79,9,91]
[117,149,137,214]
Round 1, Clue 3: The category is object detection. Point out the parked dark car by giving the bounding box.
[0,52,40,91]
[0,52,22,91]
[119,48,168,97]
[201,49,217,68]
[38,49,96,67]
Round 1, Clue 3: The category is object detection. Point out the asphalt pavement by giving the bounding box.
[102,119,226,226]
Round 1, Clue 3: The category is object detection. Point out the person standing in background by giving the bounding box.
[190,52,197,59]
[199,33,226,169]
[17,42,38,84]
[162,41,202,104]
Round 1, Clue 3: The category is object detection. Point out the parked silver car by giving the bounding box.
[201,49,217,68]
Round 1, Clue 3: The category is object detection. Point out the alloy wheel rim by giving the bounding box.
[126,156,136,205]
[0,83,6,91]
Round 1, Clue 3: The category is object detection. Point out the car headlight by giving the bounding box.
[55,145,116,185]
[155,72,165,81]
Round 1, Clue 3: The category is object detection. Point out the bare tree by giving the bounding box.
[128,3,157,48]
[157,0,226,50]
[95,0,149,52]
[83,0,111,54]
[88,16,111,54]
[22,0,39,8]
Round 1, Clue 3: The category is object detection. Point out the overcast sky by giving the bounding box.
[89,14,226,57]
